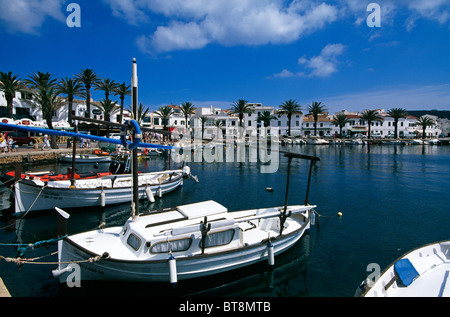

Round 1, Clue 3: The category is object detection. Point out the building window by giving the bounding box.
[248,120,252,126]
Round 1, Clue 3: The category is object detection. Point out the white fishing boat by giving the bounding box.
[352,138,365,145]
[385,139,403,145]
[14,167,193,213]
[410,139,428,145]
[52,152,320,284]
[356,240,450,297]
[59,154,112,163]
[306,136,329,145]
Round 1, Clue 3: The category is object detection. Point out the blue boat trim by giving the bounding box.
[394,258,419,287]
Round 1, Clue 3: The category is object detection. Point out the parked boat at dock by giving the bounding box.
[14,166,194,213]
[306,136,329,145]
[59,154,112,163]
[52,152,319,284]
[356,240,450,297]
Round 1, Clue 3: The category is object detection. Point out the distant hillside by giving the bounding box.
[407,110,450,119]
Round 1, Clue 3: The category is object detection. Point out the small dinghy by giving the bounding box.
[356,240,450,297]
[59,154,112,163]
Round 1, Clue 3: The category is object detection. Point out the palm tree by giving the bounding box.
[96,98,119,137]
[279,99,302,136]
[56,77,84,126]
[0,71,22,119]
[200,116,207,140]
[155,105,174,141]
[75,69,100,119]
[180,101,196,133]
[416,116,436,140]
[332,114,350,137]
[361,109,383,139]
[25,71,58,90]
[387,108,408,138]
[127,102,150,124]
[97,98,119,122]
[32,87,65,148]
[230,99,253,129]
[25,71,62,148]
[307,101,327,136]
[95,77,118,102]
[257,110,276,128]
[114,82,131,124]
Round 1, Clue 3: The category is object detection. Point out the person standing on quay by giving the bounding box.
[0,133,6,153]
[42,134,51,150]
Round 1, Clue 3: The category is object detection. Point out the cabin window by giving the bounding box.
[150,238,192,254]
[127,233,141,251]
[200,229,235,249]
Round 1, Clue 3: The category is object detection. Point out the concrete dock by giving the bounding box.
[0,277,11,297]
[0,143,97,167]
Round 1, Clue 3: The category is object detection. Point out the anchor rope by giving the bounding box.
[0,234,67,257]
[0,251,104,265]
[0,183,47,230]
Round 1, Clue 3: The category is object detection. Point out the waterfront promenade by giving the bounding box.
[0,142,97,167]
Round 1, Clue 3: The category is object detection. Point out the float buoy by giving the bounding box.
[120,119,141,150]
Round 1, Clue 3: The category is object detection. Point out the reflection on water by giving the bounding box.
[0,144,449,297]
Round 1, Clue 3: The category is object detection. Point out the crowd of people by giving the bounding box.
[0,133,17,153]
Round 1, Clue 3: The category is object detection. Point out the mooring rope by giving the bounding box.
[0,252,104,266]
[0,182,47,230]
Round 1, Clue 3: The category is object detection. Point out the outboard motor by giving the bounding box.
[109,160,127,174]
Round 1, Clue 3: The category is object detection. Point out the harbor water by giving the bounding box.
[0,144,449,297]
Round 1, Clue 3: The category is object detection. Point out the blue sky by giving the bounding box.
[0,0,449,114]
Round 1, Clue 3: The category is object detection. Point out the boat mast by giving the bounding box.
[131,58,139,218]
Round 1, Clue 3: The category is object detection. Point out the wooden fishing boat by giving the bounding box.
[356,240,450,297]
[14,167,194,213]
[59,154,112,163]
[52,152,320,284]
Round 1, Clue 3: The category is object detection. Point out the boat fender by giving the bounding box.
[168,254,177,286]
[120,119,141,150]
[157,187,162,198]
[145,186,155,203]
[52,266,72,278]
[268,242,275,266]
[100,190,105,207]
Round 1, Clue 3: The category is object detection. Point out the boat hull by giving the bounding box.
[357,240,450,297]
[14,172,184,213]
[59,154,112,163]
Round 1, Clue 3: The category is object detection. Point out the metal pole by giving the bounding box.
[304,159,314,205]
[132,58,139,217]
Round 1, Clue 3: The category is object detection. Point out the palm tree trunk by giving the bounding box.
[45,117,58,149]
[6,95,14,118]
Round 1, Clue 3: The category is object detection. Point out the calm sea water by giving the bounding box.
[0,144,449,297]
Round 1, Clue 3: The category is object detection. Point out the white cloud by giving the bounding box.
[268,43,346,79]
[0,0,65,35]
[106,0,339,54]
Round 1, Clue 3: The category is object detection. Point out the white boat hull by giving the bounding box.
[14,171,184,213]
[357,240,450,297]
[59,154,112,163]
[53,203,313,283]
